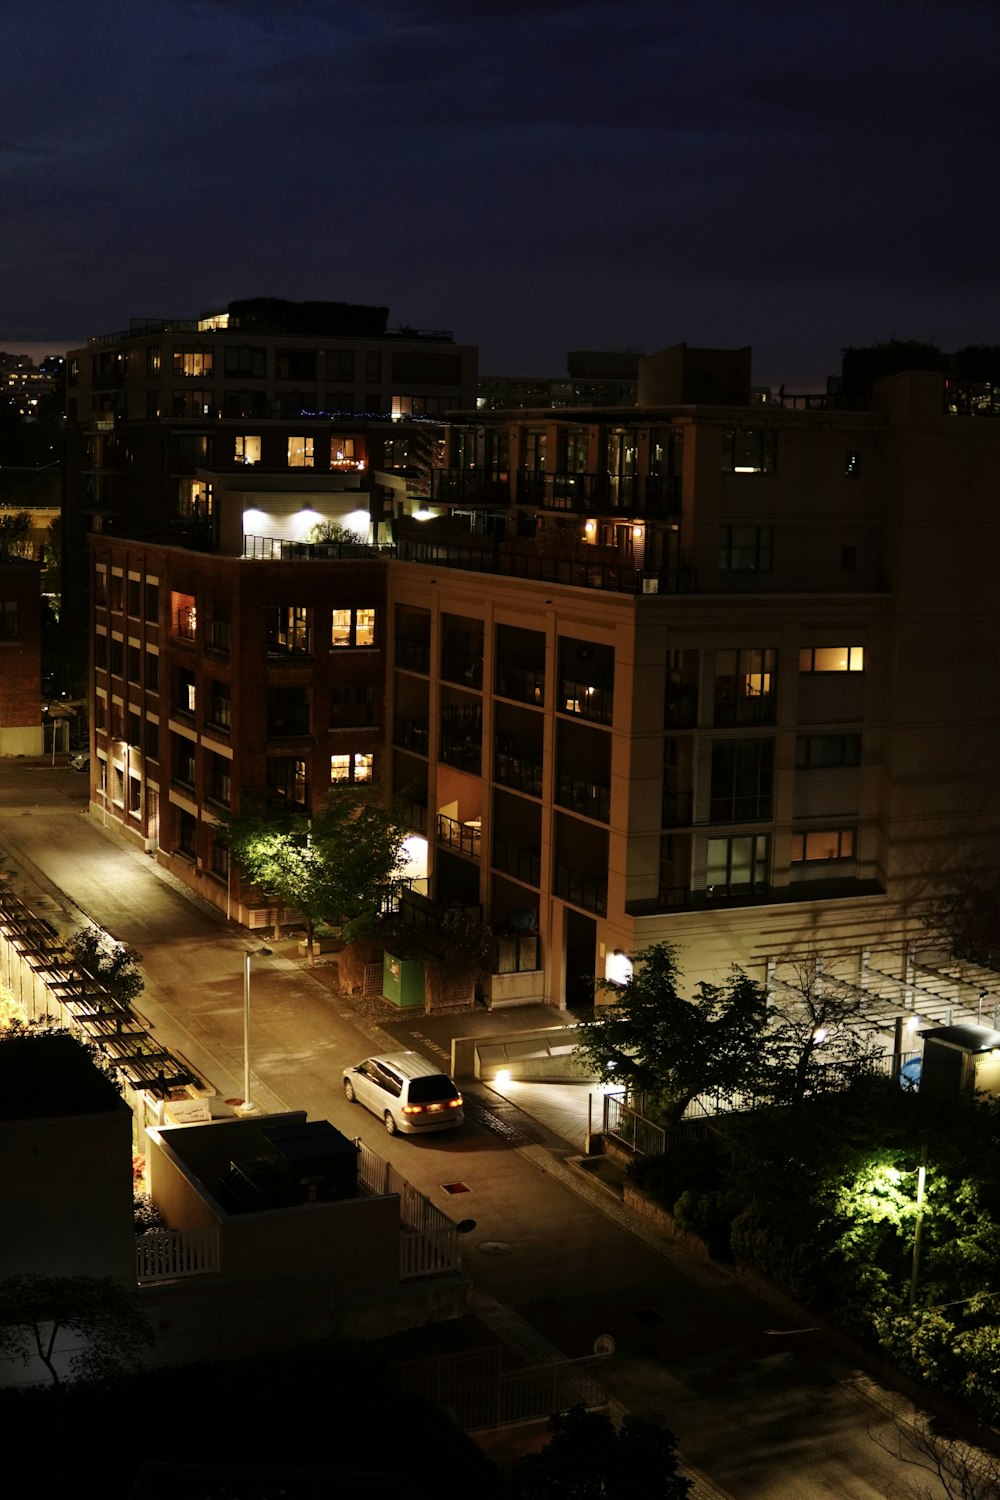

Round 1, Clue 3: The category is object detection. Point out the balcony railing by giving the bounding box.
[558,678,613,725]
[495,664,544,706]
[713,695,776,728]
[437,813,481,858]
[441,647,483,688]
[554,865,607,916]
[495,749,543,796]
[396,638,430,673]
[661,789,693,827]
[556,773,610,822]
[493,838,541,886]
[439,735,481,774]
[431,469,681,517]
[393,717,429,754]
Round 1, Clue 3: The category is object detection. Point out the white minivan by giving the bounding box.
[343,1051,464,1136]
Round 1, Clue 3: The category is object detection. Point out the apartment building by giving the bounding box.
[83,342,1000,1003]
[0,559,43,755]
[64,297,478,631]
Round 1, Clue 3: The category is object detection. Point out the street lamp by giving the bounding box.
[237,946,272,1115]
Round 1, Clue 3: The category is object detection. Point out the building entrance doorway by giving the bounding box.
[564,907,596,1010]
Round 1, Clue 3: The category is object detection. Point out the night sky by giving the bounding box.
[2,0,997,389]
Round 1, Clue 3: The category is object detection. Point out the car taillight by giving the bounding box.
[401,1103,424,1114]
[448,1096,463,1109]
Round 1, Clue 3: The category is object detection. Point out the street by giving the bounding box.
[0,758,952,1498]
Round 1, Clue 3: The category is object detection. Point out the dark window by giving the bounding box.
[268,605,311,655]
[365,351,381,382]
[110,639,124,677]
[710,739,774,821]
[0,601,19,640]
[209,683,231,731]
[127,646,141,683]
[713,648,776,726]
[276,349,317,382]
[330,684,377,728]
[719,525,773,572]
[176,668,196,716]
[146,651,159,691]
[721,428,777,474]
[795,734,861,769]
[178,810,197,858]
[224,345,267,378]
[110,574,123,611]
[127,579,141,617]
[145,582,159,623]
[211,838,230,880]
[267,756,307,806]
[208,753,231,807]
[267,686,309,737]
[95,634,108,669]
[145,721,159,760]
[326,349,355,379]
[841,545,857,573]
[175,743,196,788]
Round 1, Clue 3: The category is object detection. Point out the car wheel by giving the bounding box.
[384,1112,397,1136]
[344,1079,356,1103]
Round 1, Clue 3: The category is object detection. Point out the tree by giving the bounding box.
[761,955,886,1106]
[574,944,769,1124]
[0,508,34,560]
[871,1402,1000,1499]
[0,1274,153,1387]
[922,873,1000,967]
[223,786,406,947]
[512,1406,690,1500]
[68,929,144,1011]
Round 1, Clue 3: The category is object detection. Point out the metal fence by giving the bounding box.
[394,1347,610,1431]
[356,1141,460,1279]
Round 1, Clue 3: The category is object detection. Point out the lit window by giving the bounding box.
[288,436,315,468]
[799,646,864,672]
[706,834,769,897]
[791,829,856,862]
[330,437,364,471]
[331,607,377,648]
[330,753,373,784]
[235,435,261,466]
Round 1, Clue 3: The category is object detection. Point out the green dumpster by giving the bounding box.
[382,951,425,1009]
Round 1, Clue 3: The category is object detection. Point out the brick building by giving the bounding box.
[0,559,43,756]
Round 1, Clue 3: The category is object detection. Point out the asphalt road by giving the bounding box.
[0,758,954,1498]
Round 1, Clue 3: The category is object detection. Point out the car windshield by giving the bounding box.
[408,1075,460,1104]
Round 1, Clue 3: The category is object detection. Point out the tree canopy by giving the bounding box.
[223,787,407,944]
[512,1406,690,1500]
[574,943,769,1124]
[0,1274,153,1387]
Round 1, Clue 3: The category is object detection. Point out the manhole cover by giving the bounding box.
[442,1182,470,1194]
[478,1240,513,1256]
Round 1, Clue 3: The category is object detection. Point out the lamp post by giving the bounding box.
[238,946,271,1115]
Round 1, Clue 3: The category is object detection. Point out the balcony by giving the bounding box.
[393,717,429,755]
[437,813,481,859]
[556,773,610,822]
[493,838,541,886]
[439,734,481,774]
[495,749,543,797]
[441,647,483,689]
[554,865,607,917]
[496,664,544,707]
[395,638,430,674]
[661,790,693,827]
[558,679,613,726]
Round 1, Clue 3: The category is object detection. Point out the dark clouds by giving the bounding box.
[2,0,998,386]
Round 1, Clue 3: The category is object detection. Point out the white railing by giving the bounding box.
[136,1226,219,1283]
[356,1140,460,1279]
